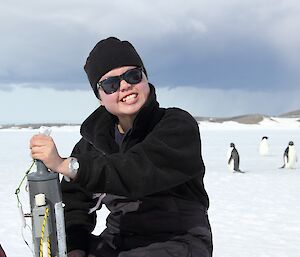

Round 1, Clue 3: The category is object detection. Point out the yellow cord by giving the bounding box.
[39,207,51,257]
[47,237,51,257]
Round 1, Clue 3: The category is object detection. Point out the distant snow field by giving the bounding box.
[0,117,299,257]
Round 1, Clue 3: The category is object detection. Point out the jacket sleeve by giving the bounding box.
[74,108,205,199]
[61,139,97,252]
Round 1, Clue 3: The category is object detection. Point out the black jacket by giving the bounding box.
[61,84,210,252]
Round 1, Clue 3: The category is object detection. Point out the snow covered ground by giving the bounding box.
[0,118,299,257]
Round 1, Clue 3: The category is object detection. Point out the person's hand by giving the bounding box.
[29,134,65,172]
[67,249,86,257]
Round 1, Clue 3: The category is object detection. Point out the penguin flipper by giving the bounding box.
[228,156,233,165]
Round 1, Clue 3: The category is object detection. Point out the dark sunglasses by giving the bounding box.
[97,67,143,95]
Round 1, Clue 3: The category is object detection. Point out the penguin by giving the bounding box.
[259,136,269,156]
[227,143,245,173]
[280,141,297,169]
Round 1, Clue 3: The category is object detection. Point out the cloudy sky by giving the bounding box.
[1,0,300,124]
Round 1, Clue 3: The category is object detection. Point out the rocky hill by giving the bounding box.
[194,114,271,124]
[278,109,300,118]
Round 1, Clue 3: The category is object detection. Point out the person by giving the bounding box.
[0,244,7,257]
[30,37,213,257]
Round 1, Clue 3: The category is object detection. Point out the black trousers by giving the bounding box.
[87,226,213,257]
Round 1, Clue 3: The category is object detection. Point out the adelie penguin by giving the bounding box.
[227,143,245,173]
[280,141,298,169]
[259,136,269,156]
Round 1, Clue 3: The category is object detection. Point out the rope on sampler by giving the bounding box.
[39,207,51,257]
[15,160,36,204]
[15,160,36,256]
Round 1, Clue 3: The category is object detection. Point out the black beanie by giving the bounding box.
[84,37,147,98]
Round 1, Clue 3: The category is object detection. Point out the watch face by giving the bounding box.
[72,160,79,170]
[66,158,79,182]
[70,158,79,170]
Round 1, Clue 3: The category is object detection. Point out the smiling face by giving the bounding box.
[98,66,150,128]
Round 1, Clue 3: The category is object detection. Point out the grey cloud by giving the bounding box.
[1,0,300,91]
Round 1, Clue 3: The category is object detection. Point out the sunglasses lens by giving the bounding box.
[101,77,121,94]
[124,68,143,84]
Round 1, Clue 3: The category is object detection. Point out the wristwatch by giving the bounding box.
[65,157,79,182]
